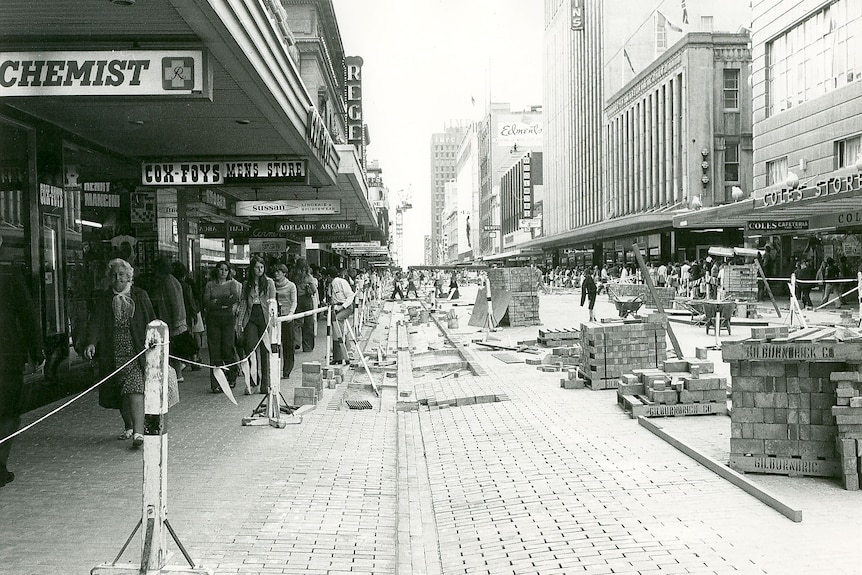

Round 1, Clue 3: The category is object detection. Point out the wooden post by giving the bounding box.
[325,306,332,368]
[92,320,212,574]
[266,301,284,428]
[754,259,782,318]
[631,243,683,359]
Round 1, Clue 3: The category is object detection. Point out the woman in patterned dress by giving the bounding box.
[84,259,156,448]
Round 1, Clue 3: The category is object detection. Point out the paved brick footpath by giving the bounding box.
[407,288,862,575]
[0,326,398,575]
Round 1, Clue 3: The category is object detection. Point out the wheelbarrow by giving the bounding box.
[613,295,644,318]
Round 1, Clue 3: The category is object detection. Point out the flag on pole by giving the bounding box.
[681,0,689,24]
[471,95,476,106]
[658,10,683,32]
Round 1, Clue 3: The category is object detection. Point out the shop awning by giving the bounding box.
[522,211,677,250]
[481,247,544,262]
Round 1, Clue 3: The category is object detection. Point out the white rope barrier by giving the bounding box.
[0,345,153,446]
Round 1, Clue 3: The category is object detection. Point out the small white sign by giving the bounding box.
[236,200,341,216]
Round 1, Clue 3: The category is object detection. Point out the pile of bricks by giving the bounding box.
[294,362,323,406]
[605,283,676,309]
[722,264,757,302]
[580,317,667,390]
[526,345,580,373]
[831,371,862,490]
[537,328,579,347]
[617,353,727,417]
[721,326,855,478]
[488,267,539,326]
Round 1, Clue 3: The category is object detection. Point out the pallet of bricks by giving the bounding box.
[579,316,667,390]
[538,327,579,347]
[617,350,727,417]
[722,264,757,302]
[488,267,539,326]
[832,369,862,489]
[722,325,862,484]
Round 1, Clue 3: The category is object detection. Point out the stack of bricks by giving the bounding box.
[537,328,579,347]
[831,370,862,490]
[488,267,539,326]
[617,357,727,417]
[722,264,757,302]
[294,361,322,406]
[606,283,676,309]
[722,326,850,478]
[579,317,667,390]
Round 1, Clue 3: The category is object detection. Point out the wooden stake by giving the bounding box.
[631,243,683,359]
[754,259,782,318]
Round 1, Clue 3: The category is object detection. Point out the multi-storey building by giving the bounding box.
[674,0,862,279]
[536,0,752,268]
[429,122,468,265]
[477,104,543,257]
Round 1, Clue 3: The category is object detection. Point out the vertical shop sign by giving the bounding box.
[522,154,532,219]
[571,0,584,31]
[344,56,365,167]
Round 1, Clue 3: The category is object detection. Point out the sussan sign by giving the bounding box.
[0,50,207,96]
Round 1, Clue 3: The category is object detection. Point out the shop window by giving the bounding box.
[836,135,861,168]
[724,143,740,182]
[766,156,788,186]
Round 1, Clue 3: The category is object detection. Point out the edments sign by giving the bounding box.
[0,50,206,96]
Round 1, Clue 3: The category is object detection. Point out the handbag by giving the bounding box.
[170,330,198,361]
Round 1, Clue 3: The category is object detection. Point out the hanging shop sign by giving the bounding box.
[746,220,808,231]
[141,159,308,186]
[522,154,533,218]
[236,199,340,216]
[199,222,248,238]
[0,49,208,97]
[39,183,63,208]
[757,172,862,209]
[808,209,862,230]
[200,189,227,210]
[275,220,357,234]
[83,182,119,208]
[344,56,365,165]
[249,237,288,254]
[483,224,500,232]
[306,106,339,173]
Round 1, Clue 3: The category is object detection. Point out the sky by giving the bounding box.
[331,0,544,266]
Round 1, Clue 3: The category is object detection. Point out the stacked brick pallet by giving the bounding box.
[488,267,539,326]
[579,317,667,390]
[722,325,862,479]
[606,283,676,309]
[723,264,757,302]
[537,327,579,347]
[617,355,727,417]
[831,371,862,490]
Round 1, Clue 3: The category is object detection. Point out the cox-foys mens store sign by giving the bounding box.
[0,49,209,97]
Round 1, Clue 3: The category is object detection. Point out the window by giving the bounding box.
[766,0,862,116]
[723,69,740,109]
[836,135,862,168]
[766,157,788,186]
[724,143,740,182]
[701,16,714,32]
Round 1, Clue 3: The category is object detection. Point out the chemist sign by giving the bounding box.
[0,49,208,97]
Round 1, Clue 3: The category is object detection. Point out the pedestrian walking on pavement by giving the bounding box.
[581,268,598,322]
[236,256,276,394]
[449,274,460,299]
[406,271,419,299]
[203,261,242,392]
[290,258,318,353]
[148,257,189,382]
[172,261,204,370]
[84,258,157,448]
[0,235,44,486]
[273,264,297,378]
[391,270,405,300]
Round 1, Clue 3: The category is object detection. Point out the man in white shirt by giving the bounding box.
[330,268,355,364]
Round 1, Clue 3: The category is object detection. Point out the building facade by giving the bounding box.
[429,122,468,265]
[535,0,753,269]
[674,0,862,280]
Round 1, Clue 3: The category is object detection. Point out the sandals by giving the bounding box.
[117,429,133,440]
[132,433,144,448]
